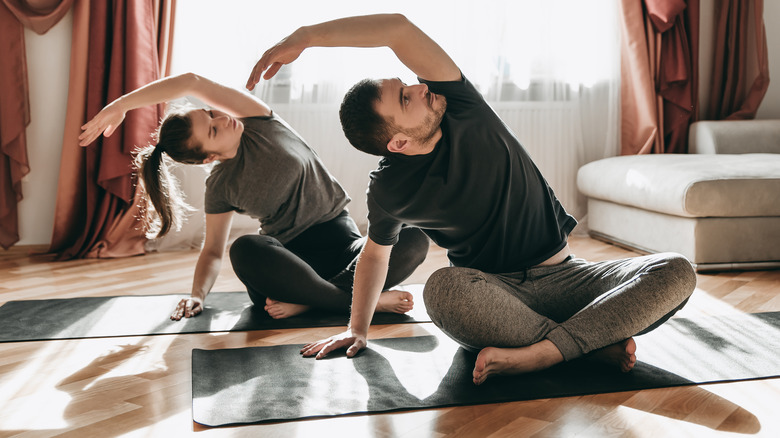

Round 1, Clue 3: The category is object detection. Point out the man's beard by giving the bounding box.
[404,96,447,144]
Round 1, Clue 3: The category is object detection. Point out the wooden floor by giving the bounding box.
[1,235,779,437]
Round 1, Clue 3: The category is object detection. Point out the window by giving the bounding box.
[172,0,618,104]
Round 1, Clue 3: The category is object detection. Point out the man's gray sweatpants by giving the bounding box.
[423,252,697,360]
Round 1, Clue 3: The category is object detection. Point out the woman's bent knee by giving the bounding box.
[229,235,282,274]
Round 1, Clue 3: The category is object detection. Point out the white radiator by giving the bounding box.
[494,102,585,219]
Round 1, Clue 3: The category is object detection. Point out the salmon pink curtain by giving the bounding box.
[619,0,699,155]
[49,0,176,259]
[0,0,74,249]
[707,0,769,120]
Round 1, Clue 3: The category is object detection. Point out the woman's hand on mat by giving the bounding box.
[79,102,126,146]
[300,330,366,359]
[170,296,204,320]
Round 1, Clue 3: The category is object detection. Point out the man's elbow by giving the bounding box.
[385,13,416,37]
[387,13,410,25]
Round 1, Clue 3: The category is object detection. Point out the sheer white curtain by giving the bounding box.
[151,0,619,250]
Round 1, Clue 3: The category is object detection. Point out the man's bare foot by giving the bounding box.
[472,340,564,385]
[375,290,414,314]
[264,298,311,319]
[586,338,637,372]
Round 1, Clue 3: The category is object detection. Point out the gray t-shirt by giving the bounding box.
[205,114,350,243]
[366,75,576,273]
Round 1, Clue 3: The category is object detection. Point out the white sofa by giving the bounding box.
[577,120,780,272]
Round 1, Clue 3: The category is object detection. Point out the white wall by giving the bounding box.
[13,4,780,246]
[16,9,71,245]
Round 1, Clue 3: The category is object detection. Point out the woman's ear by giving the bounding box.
[202,153,219,164]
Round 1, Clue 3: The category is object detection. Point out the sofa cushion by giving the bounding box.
[577,154,780,218]
[690,120,780,154]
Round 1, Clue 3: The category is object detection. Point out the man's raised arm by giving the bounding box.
[246,13,461,90]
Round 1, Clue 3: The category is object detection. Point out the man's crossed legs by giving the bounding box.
[423,253,696,384]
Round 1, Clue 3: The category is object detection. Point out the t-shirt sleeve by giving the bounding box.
[203,174,235,215]
[418,74,486,114]
[366,190,403,246]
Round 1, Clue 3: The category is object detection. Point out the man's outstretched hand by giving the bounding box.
[246,31,307,90]
[300,329,367,359]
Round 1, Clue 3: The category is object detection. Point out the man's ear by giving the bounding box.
[202,153,219,164]
[386,133,411,154]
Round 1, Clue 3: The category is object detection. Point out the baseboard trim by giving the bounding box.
[1,244,50,256]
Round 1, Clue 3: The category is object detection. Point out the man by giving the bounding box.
[246,13,696,385]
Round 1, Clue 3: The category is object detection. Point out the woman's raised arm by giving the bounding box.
[79,73,271,146]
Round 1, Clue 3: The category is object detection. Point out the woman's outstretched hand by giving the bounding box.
[78,102,126,146]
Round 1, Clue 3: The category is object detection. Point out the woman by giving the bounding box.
[79,73,429,320]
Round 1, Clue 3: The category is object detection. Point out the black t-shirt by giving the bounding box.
[366,75,576,273]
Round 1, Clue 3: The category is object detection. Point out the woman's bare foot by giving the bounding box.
[472,340,564,385]
[264,298,311,319]
[375,290,414,314]
[586,338,637,372]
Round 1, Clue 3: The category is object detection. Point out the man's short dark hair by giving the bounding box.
[339,79,394,156]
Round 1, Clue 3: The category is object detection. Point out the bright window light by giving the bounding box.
[171,0,618,104]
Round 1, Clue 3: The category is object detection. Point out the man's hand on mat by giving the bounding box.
[170,296,203,320]
[300,330,366,359]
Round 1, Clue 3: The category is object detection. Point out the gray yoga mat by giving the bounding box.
[0,285,427,342]
[192,311,780,427]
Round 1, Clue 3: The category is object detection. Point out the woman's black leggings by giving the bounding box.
[229,210,430,313]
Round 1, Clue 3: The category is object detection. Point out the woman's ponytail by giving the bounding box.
[134,111,207,238]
